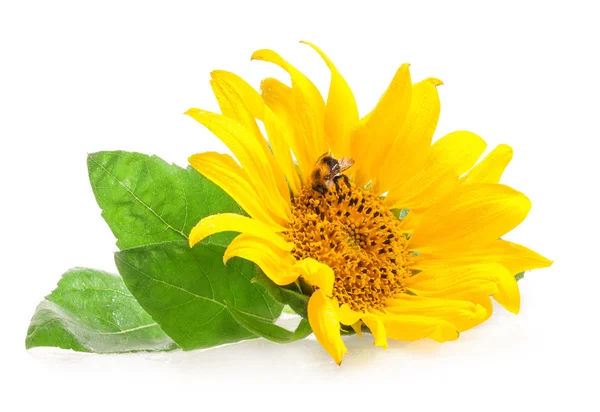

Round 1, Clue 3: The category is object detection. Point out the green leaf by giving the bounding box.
[252,271,309,319]
[115,240,283,350]
[88,151,286,350]
[226,303,312,344]
[26,268,177,353]
[515,271,525,281]
[88,151,243,250]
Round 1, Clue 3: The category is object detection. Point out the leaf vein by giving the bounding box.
[89,154,188,240]
[115,254,226,308]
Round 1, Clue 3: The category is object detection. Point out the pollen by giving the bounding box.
[286,183,412,311]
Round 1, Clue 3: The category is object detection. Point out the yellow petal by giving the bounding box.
[472,295,493,322]
[407,262,520,314]
[210,70,265,120]
[386,169,458,211]
[431,131,488,175]
[440,292,494,325]
[185,109,291,221]
[362,313,388,349]
[411,280,498,301]
[398,209,424,233]
[376,78,442,194]
[262,107,302,194]
[386,131,487,210]
[189,213,291,251]
[350,320,363,337]
[379,314,459,342]
[408,183,531,253]
[293,258,334,296]
[308,290,347,365]
[209,73,290,204]
[224,234,299,286]
[189,152,287,228]
[351,64,412,186]
[301,41,358,158]
[493,273,520,314]
[462,144,513,184]
[260,78,313,183]
[337,304,363,326]
[386,294,487,332]
[412,239,553,275]
[252,49,327,169]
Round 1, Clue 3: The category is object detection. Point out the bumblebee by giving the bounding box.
[311,153,355,195]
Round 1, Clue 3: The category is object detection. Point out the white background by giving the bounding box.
[1,0,599,410]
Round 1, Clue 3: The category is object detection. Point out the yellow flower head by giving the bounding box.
[185,41,552,365]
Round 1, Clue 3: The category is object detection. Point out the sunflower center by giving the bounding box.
[286,182,411,311]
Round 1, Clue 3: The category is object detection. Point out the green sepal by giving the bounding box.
[515,271,525,281]
[226,302,312,344]
[251,271,309,319]
[340,326,357,336]
[391,208,410,220]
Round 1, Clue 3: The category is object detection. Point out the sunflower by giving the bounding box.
[185,41,552,364]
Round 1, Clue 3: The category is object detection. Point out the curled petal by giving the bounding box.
[337,304,363,326]
[294,258,334,296]
[362,313,388,348]
[308,290,347,365]
[189,213,291,251]
[224,234,298,286]
[350,320,363,337]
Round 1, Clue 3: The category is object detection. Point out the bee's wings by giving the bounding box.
[337,157,355,173]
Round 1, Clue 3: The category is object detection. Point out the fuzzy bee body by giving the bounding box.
[311,153,355,195]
